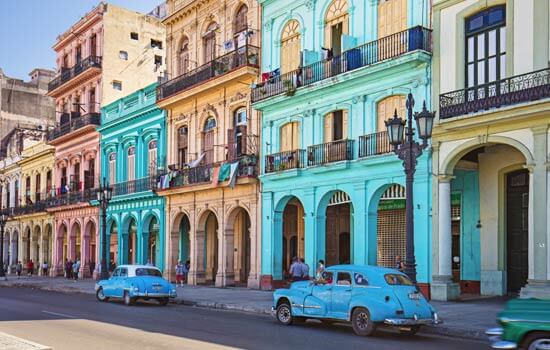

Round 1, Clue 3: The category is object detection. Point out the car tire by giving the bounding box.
[96,287,109,302]
[159,298,169,306]
[523,332,550,350]
[351,307,376,337]
[276,302,294,326]
[123,291,134,306]
[399,326,421,336]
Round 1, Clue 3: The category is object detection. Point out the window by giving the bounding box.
[202,117,216,164]
[336,272,352,286]
[89,88,96,113]
[324,0,349,55]
[108,153,116,185]
[384,274,413,286]
[119,268,128,277]
[75,45,82,64]
[281,20,301,74]
[154,55,162,65]
[319,271,334,284]
[178,126,188,167]
[203,22,217,63]
[151,39,163,49]
[112,81,122,91]
[378,0,407,38]
[119,51,128,60]
[130,32,139,40]
[234,4,248,35]
[377,96,405,132]
[465,6,506,88]
[135,268,162,277]
[324,110,348,142]
[354,273,369,286]
[235,108,247,125]
[90,34,97,57]
[204,117,217,131]
[148,140,158,175]
[280,122,300,152]
[62,54,69,68]
[231,108,247,158]
[179,37,190,75]
[127,147,135,181]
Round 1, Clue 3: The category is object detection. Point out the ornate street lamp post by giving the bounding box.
[385,93,435,284]
[97,178,112,280]
[0,210,8,281]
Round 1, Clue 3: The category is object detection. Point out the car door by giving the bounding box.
[304,271,334,317]
[104,268,119,297]
[116,267,128,298]
[331,271,353,319]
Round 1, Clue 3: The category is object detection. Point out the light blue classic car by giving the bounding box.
[95,265,177,306]
[273,265,441,336]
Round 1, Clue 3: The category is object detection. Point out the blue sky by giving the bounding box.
[0,0,163,80]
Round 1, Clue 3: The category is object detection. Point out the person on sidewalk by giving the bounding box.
[184,260,190,282]
[72,259,80,281]
[42,261,48,276]
[300,258,310,280]
[89,260,95,279]
[27,260,34,277]
[289,257,302,282]
[16,261,22,279]
[175,261,185,287]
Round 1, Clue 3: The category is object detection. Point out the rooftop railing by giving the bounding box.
[48,56,102,92]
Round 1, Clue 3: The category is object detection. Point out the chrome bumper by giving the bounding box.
[384,312,442,326]
[486,328,517,349]
[134,291,176,298]
[271,306,276,316]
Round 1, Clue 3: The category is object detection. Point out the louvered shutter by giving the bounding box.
[324,113,333,143]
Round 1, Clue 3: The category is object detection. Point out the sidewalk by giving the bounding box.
[0,276,500,340]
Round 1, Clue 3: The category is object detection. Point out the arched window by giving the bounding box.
[202,117,217,164]
[324,110,348,143]
[465,6,506,88]
[203,22,217,63]
[324,0,349,55]
[280,122,300,152]
[179,36,190,75]
[127,147,135,181]
[234,4,248,36]
[377,96,405,132]
[148,140,158,175]
[281,20,301,74]
[378,0,407,39]
[178,126,188,167]
[108,152,116,185]
[229,108,247,159]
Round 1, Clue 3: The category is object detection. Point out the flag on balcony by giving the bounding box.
[218,163,231,182]
[228,162,239,189]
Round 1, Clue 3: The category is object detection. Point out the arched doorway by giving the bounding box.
[147,216,160,266]
[281,197,305,275]
[227,207,251,285]
[375,184,406,268]
[108,221,119,268]
[70,222,81,261]
[31,226,40,265]
[85,220,97,265]
[321,191,352,266]
[198,211,218,284]
[126,217,137,265]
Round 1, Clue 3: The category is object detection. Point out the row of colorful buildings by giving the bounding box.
[1,0,549,301]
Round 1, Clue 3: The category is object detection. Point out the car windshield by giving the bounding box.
[135,268,162,277]
[384,274,414,286]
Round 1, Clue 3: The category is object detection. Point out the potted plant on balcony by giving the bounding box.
[283,79,296,96]
[248,52,258,65]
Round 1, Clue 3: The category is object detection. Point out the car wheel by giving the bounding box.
[123,291,134,306]
[351,307,376,336]
[96,287,109,302]
[524,332,550,350]
[399,326,421,336]
[276,302,294,326]
[159,298,169,306]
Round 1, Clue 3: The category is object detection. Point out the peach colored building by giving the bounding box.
[46,2,166,277]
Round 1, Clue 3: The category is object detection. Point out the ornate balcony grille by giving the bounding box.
[47,113,100,141]
[112,176,157,196]
[48,56,102,92]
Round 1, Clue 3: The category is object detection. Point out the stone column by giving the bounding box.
[141,231,150,265]
[190,229,206,284]
[431,175,459,300]
[216,228,235,287]
[247,201,259,289]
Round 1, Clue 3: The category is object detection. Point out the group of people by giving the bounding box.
[288,257,311,281]
[12,259,49,278]
[175,260,190,287]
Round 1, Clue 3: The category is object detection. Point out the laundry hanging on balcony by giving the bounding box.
[189,152,205,168]
[218,162,231,182]
[228,162,239,189]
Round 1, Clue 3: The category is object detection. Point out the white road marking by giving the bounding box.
[41,310,77,319]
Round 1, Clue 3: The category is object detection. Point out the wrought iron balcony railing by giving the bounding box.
[48,56,102,92]
[45,188,97,207]
[264,149,306,173]
[112,176,157,196]
[47,112,101,141]
[307,139,354,166]
[252,26,432,103]
[439,68,550,119]
[157,45,260,100]
[358,131,392,157]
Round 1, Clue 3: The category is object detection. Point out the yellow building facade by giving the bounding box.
[157,0,262,288]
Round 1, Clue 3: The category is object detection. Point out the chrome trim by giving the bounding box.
[486,328,504,336]
[490,341,517,349]
[303,305,322,309]
[501,317,550,324]
[384,317,441,326]
[291,303,304,308]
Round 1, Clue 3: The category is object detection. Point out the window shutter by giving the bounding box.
[280,124,289,152]
[324,113,334,143]
[342,110,349,139]
[292,122,300,149]
[128,155,135,181]
[377,99,387,132]
[227,128,235,160]
[240,125,248,155]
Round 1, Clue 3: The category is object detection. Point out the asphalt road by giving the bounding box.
[0,287,490,350]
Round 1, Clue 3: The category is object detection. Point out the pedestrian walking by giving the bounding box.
[72,259,80,281]
[27,260,34,277]
[184,259,190,282]
[175,261,185,287]
[16,261,22,278]
[42,261,48,276]
[300,258,309,280]
[289,257,302,282]
[89,260,95,278]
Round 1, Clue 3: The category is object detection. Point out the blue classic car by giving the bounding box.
[273,265,440,336]
[95,265,177,306]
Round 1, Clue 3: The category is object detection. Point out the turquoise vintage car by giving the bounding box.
[273,265,440,336]
[487,298,550,349]
[95,265,177,306]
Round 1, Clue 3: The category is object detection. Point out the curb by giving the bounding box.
[1,282,488,341]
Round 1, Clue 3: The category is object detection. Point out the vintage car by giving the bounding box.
[95,265,177,306]
[486,298,550,349]
[272,264,440,336]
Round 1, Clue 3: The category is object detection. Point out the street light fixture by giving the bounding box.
[0,210,8,281]
[97,178,112,280]
[385,93,435,284]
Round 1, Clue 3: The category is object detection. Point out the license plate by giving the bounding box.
[408,292,421,300]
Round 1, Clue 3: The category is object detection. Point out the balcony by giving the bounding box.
[358,131,392,158]
[112,176,157,196]
[252,26,432,103]
[439,68,550,119]
[48,56,102,92]
[47,112,100,142]
[307,139,354,166]
[45,188,97,207]
[157,45,260,101]
[264,150,306,173]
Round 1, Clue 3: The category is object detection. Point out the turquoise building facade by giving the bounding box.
[253,0,433,294]
[98,83,167,272]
